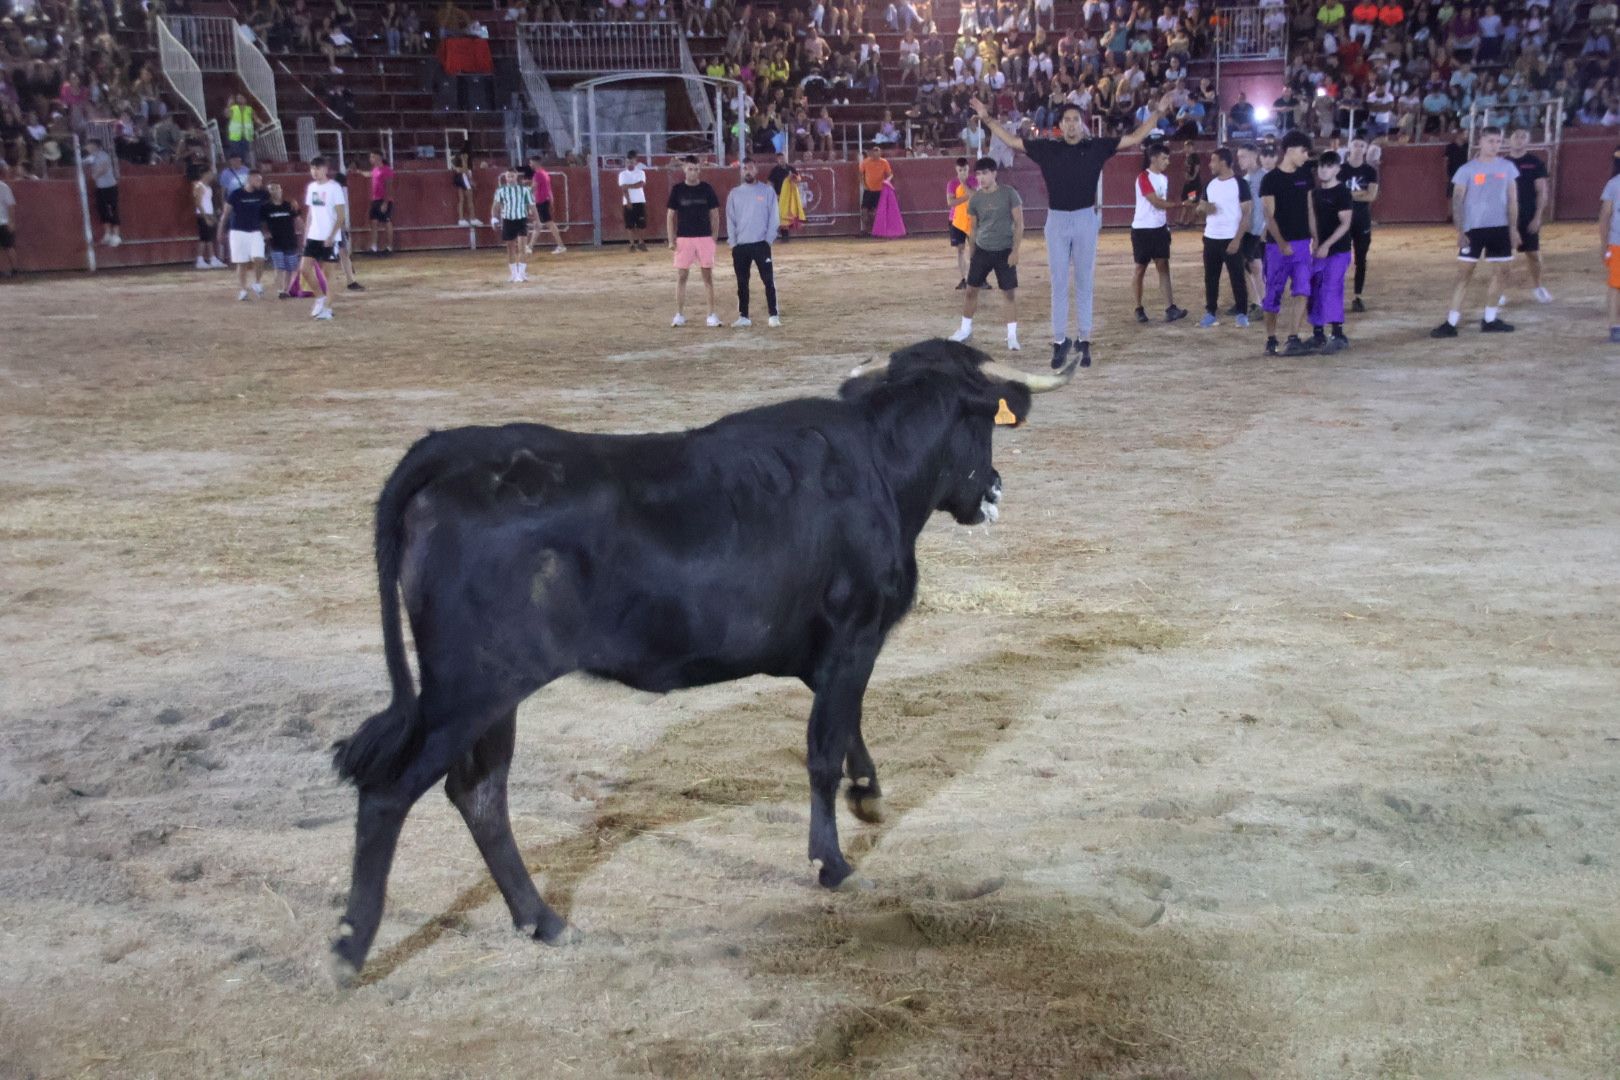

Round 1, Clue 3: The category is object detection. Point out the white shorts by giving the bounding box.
[229,230,266,263]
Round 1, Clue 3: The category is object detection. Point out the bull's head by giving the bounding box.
[841,339,1076,527]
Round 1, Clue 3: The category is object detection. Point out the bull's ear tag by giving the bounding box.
[994,398,1018,426]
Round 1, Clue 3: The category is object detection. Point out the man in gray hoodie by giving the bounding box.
[725,157,781,327]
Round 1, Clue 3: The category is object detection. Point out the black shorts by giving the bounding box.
[0,224,13,250]
[1131,226,1171,265]
[303,239,333,260]
[1516,218,1539,253]
[966,245,1018,291]
[1242,233,1265,262]
[1459,226,1513,263]
[369,198,392,222]
[949,224,969,247]
[623,202,647,229]
[861,188,882,211]
[197,215,215,242]
[94,186,119,225]
[501,218,528,242]
[535,200,553,224]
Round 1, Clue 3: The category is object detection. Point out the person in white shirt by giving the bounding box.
[299,156,347,320]
[1130,141,1187,322]
[1191,147,1251,326]
[618,149,649,251]
[0,160,17,276]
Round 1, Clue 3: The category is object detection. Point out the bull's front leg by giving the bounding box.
[805,651,878,889]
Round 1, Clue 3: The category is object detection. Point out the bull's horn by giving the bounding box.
[849,355,890,378]
[980,359,1076,393]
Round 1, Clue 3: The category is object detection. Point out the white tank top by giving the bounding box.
[196,184,215,215]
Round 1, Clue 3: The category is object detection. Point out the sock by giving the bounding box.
[1006,321,1019,341]
[1332,323,1343,336]
[960,317,973,333]
[518,262,527,276]
[1312,325,1326,339]
[1484,306,1498,323]
[1447,310,1461,326]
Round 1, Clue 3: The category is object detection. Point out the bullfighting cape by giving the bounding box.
[872,180,906,238]
[779,175,807,232]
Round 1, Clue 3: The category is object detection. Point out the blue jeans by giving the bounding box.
[1044,207,1102,344]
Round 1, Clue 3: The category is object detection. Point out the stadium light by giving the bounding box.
[1255,106,1272,121]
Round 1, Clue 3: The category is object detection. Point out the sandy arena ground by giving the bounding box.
[0,225,1617,1079]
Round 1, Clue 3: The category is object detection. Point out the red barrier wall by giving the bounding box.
[5,137,1616,272]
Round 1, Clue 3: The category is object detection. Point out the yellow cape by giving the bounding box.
[779,176,806,230]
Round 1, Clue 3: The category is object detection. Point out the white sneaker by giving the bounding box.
[552,245,566,255]
[311,298,326,317]
[732,316,752,327]
[107,235,121,247]
[195,257,208,269]
[251,282,264,296]
[705,313,722,327]
[1497,295,1507,308]
[209,257,227,269]
[671,313,687,327]
[313,308,333,320]
[457,218,470,226]
[767,315,782,327]
[1533,286,1553,303]
[1007,335,1021,351]
[949,326,972,342]
[237,289,249,301]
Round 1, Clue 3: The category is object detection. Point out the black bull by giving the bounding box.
[328,338,1075,980]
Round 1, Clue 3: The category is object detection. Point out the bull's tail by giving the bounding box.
[332,435,444,789]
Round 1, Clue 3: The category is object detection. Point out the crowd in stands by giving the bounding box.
[1231,0,1620,144]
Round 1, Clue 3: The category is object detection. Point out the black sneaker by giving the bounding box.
[276,291,290,299]
[1331,332,1350,350]
[347,281,365,291]
[1480,318,1515,333]
[1248,303,1263,320]
[1351,297,1366,313]
[1226,303,1244,317]
[955,278,967,290]
[1166,305,1188,322]
[1050,338,1072,370]
[1077,339,1092,368]
[1264,336,1279,355]
[1310,331,1328,351]
[1429,321,1459,338]
[1282,335,1313,356]
[1134,306,1149,323]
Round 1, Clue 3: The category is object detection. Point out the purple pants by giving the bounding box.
[1309,251,1351,326]
[1262,241,1313,313]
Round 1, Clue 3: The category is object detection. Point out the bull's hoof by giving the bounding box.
[811,856,858,891]
[525,914,581,947]
[836,873,876,893]
[845,790,886,824]
[324,945,361,989]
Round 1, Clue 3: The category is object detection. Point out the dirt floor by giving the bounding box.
[0,225,1617,1079]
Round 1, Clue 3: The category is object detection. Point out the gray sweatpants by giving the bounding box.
[1045,207,1103,344]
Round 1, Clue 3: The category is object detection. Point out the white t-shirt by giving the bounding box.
[1201,174,1251,240]
[0,181,14,227]
[305,178,348,242]
[618,165,647,205]
[1132,169,1168,229]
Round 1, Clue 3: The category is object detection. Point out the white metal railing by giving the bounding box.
[254,119,288,163]
[677,35,715,136]
[156,16,222,167]
[516,27,576,155]
[1216,6,1288,60]
[520,22,682,74]
[235,24,280,125]
[165,15,238,72]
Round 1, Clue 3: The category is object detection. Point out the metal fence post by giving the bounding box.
[71,134,97,272]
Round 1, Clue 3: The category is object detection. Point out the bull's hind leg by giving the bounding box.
[330,698,515,982]
[843,729,885,824]
[444,711,572,944]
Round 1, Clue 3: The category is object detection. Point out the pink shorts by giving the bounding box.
[673,236,716,270]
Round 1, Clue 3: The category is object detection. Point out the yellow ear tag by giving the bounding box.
[994,398,1018,426]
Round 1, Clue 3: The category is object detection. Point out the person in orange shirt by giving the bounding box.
[859,144,893,235]
[946,156,977,288]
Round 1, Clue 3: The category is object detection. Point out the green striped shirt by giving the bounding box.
[494,183,533,220]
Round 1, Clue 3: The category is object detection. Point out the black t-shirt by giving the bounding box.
[768,164,792,194]
[1444,141,1469,179]
[667,181,720,238]
[227,187,270,231]
[1312,184,1354,254]
[264,200,299,251]
[1508,151,1546,221]
[1022,136,1120,211]
[1341,162,1377,232]
[1260,166,1314,242]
